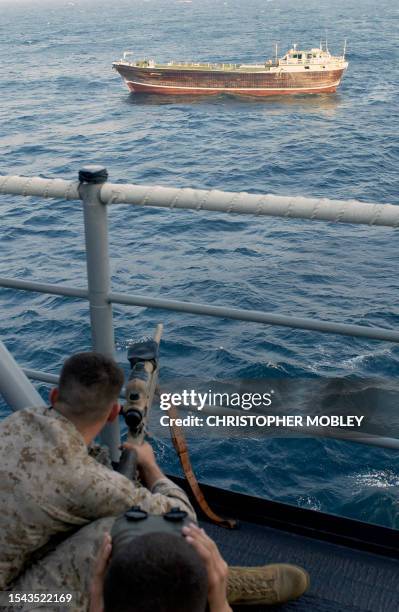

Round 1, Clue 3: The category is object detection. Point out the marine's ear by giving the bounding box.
[107,402,121,423]
[49,387,59,406]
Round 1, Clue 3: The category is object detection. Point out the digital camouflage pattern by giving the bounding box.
[8,517,115,612]
[0,406,195,592]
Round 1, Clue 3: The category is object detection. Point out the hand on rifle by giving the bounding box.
[122,441,164,490]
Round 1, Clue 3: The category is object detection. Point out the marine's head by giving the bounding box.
[50,352,124,429]
[103,531,208,612]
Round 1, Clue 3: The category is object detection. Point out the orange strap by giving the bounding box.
[169,404,237,529]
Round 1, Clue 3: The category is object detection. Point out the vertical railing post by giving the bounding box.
[78,166,120,461]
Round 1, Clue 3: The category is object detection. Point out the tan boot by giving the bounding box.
[227,563,310,606]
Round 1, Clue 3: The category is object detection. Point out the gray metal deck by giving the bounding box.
[204,519,399,611]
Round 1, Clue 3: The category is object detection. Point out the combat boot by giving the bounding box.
[227,563,310,605]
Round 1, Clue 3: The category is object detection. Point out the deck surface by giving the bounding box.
[202,519,399,612]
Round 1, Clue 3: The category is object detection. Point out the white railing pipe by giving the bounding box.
[1,174,399,228]
[0,341,46,410]
[101,183,399,227]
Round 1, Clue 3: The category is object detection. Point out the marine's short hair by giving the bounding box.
[103,532,208,612]
[58,352,124,422]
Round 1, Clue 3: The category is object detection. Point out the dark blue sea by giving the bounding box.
[1,0,399,529]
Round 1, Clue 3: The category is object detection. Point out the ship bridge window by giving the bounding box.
[297,54,302,59]
[307,53,312,59]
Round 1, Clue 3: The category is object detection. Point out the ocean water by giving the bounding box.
[1,0,399,528]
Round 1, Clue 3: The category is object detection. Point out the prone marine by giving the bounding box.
[0,351,309,611]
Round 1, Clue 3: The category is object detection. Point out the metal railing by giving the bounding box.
[1,166,399,458]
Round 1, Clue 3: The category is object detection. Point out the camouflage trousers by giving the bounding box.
[7,517,115,612]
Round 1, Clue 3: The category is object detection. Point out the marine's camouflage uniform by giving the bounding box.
[9,517,116,612]
[0,406,195,609]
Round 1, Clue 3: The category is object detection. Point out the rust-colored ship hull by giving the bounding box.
[113,64,346,96]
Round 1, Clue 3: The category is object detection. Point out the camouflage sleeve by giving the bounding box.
[75,462,196,523]
[85,442,196,520]
[150,477,196,522]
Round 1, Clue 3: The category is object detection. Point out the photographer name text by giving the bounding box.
[159,415,365,428]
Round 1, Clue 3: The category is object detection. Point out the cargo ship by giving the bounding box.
[112,44,348,96]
